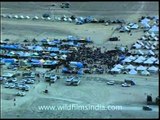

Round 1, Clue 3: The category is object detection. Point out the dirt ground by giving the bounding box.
[0,2,159,119]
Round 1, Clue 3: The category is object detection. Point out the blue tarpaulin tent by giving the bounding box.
[1,45,20,50]
[47,47,59,52]
[70,61,84,68]
[1,58,16,64]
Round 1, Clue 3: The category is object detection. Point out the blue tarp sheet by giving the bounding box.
[1,58,15,64]
[47,47,59,52]
[1,45,22,50]
[70,61,84,68]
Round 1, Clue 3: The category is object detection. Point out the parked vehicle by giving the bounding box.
[9,83,15,88]
[65,77,74,85]
[107,81,115,85]
[72,78,81,86]
[50,75,58,83]
[142,106,152,111]
[4,82,9,88]
[121,82,131,87]
[16,91,26,97]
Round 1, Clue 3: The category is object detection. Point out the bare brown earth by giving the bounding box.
[0,2,159,119]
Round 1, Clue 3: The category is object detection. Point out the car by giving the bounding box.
[9,83,15,88]
[121,82,131,87]
[142,106,152,111]
[12,78,17,82]
[107,81,115,85]
[50,75,58,83]
[124,79,135,85]
[24,85,30,91]
[4,82,9,88]
[25,79,35,84]
[21,85,30,91]
[72,79,81,86]
[65,77,74,85]
[16,91,26,97]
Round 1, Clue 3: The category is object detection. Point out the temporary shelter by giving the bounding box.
[141,70,150,76]
[148,66,158,72]
[110,67,121,73]
[136,65,147,71]
[149,25,159,34]
[128,69,137,75]
[125,64,136,70]
[114,64,124,69]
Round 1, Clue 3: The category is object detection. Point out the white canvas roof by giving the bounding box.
[133,43,142,49]
[145,45,150,49]
[136,50,144,55]
[148,66,158,72]
[149,25,159,33]
[148,50,155,55]
[141,70,150,75]
[136,65,147,71]
[111,67,121,73]
[128,69,137,75]
[114,64,124,69]
[128,55,136,60]
[149,56,157,61]
[138,56,146,61]
[134,58,143,63]
[125,64,136,70]
[2,73,14,77]
[144,59,154,64]
[123,58,132,63]
[155,60,159,65]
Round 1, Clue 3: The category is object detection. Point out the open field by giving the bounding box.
[1,2,159,119]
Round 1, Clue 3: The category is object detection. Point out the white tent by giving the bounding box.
[128,69,137,75]
[150,32,156,38]
[114,64,124,69]
[134,58,143,63]
[136,65,147,71]
[33,16,39,20]
[153,37,158,41]
[149,25,159,34]
[144,59,153,64]
[149,56,157,62]
[145,45,150,49]
[123,58,132,63]
[141,18,150,28]
[128,55,136,60]
[148,66,158,72]
[141,36,147,40]
[141,70,150,76]
[129,23,139,29]
[151,45,156,50]
[47,17,51,20]
[111,67,121,73]
[125,64,136,70]
[137,40,144,46]
[138,56,146,61]
[26,16,30,19]
[133,43,142,49]
[13,15,18,19]
[20,15,24,19]
[136,50,144,55]
[68,18,72,22]
[148,50,155,56]
[155,60,159,65]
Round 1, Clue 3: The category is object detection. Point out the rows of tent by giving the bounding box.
[122,55,159,65]
[1,14,125,25]
[111,63,158,75]
[110,16,159,75]
[117,16,159,33]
